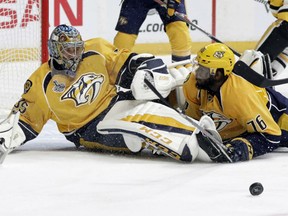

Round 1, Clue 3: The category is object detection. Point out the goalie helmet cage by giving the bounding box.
[0,0,49,116]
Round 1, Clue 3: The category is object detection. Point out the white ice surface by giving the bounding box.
[1,56,288,216]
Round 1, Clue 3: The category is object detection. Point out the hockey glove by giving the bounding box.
[131,57,176,100]
[225,138,253,162]
[0,112,25,163]
[196,133,254,163]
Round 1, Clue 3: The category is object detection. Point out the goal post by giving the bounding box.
[0,0,49,116]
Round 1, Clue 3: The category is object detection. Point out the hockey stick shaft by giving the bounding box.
[167,59,192,69]
[174,12,241,57]
[174,12,288,87]
[143,78,233,162]
[234,61,288,87]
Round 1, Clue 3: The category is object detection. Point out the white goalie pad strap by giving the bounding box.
[131,69,176,100]
[0,112,26,153]
[122,134,143,153]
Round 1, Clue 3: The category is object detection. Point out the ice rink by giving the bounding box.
[1,56,288,216]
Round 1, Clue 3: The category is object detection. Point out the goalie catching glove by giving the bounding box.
[130,54,177,100]
[0,112,25,163]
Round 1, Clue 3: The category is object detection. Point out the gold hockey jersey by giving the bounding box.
[183,72,282,141]
[16,38,132,134]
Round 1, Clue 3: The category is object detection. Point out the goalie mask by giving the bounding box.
[48,24,84,78]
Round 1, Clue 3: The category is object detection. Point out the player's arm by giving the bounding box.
[0,68,51,153]
[225,88,281,161]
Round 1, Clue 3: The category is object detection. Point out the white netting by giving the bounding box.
[0,0,42,112]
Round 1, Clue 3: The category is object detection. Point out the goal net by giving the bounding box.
[0,0,48,118]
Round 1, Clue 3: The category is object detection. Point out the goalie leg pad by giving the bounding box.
[97,101,201,162]
[97,118,198,162]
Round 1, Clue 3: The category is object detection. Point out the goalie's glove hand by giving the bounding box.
[0,112,25,154]
[224,138,253,162]
[166,0,181,17]
[131,57,176,100]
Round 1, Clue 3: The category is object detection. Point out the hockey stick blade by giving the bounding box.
[143,78,233,163]
[234,61,288,87]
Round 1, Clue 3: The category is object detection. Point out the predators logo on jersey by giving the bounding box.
[61,73,104,106]
[204,111,232,131]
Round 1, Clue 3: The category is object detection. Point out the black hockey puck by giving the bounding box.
[249,182,264,196]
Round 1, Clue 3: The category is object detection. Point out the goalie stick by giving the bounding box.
[234,61,288,87]
[143,78,233,163]
[0,112,20,164]
[174,11,288,87]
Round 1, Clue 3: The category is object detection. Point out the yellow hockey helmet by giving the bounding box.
[196,43,235,76]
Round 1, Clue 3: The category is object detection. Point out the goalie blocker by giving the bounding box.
[0,112,25,164]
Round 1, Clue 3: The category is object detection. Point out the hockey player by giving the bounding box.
[0,24,223,164]
[256,0,288,78]
[183,43,288,162]
[114,0,192,108]
[114,0,192,63]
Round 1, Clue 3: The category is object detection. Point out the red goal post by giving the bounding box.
[0,0,49,116]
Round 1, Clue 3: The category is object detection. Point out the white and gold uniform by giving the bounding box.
[11,37,208,162]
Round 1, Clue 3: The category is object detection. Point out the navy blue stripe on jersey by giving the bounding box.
[82,51,99,59]
[19,120,38,143]
[266,88,288,122]
[43,72,52,94]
